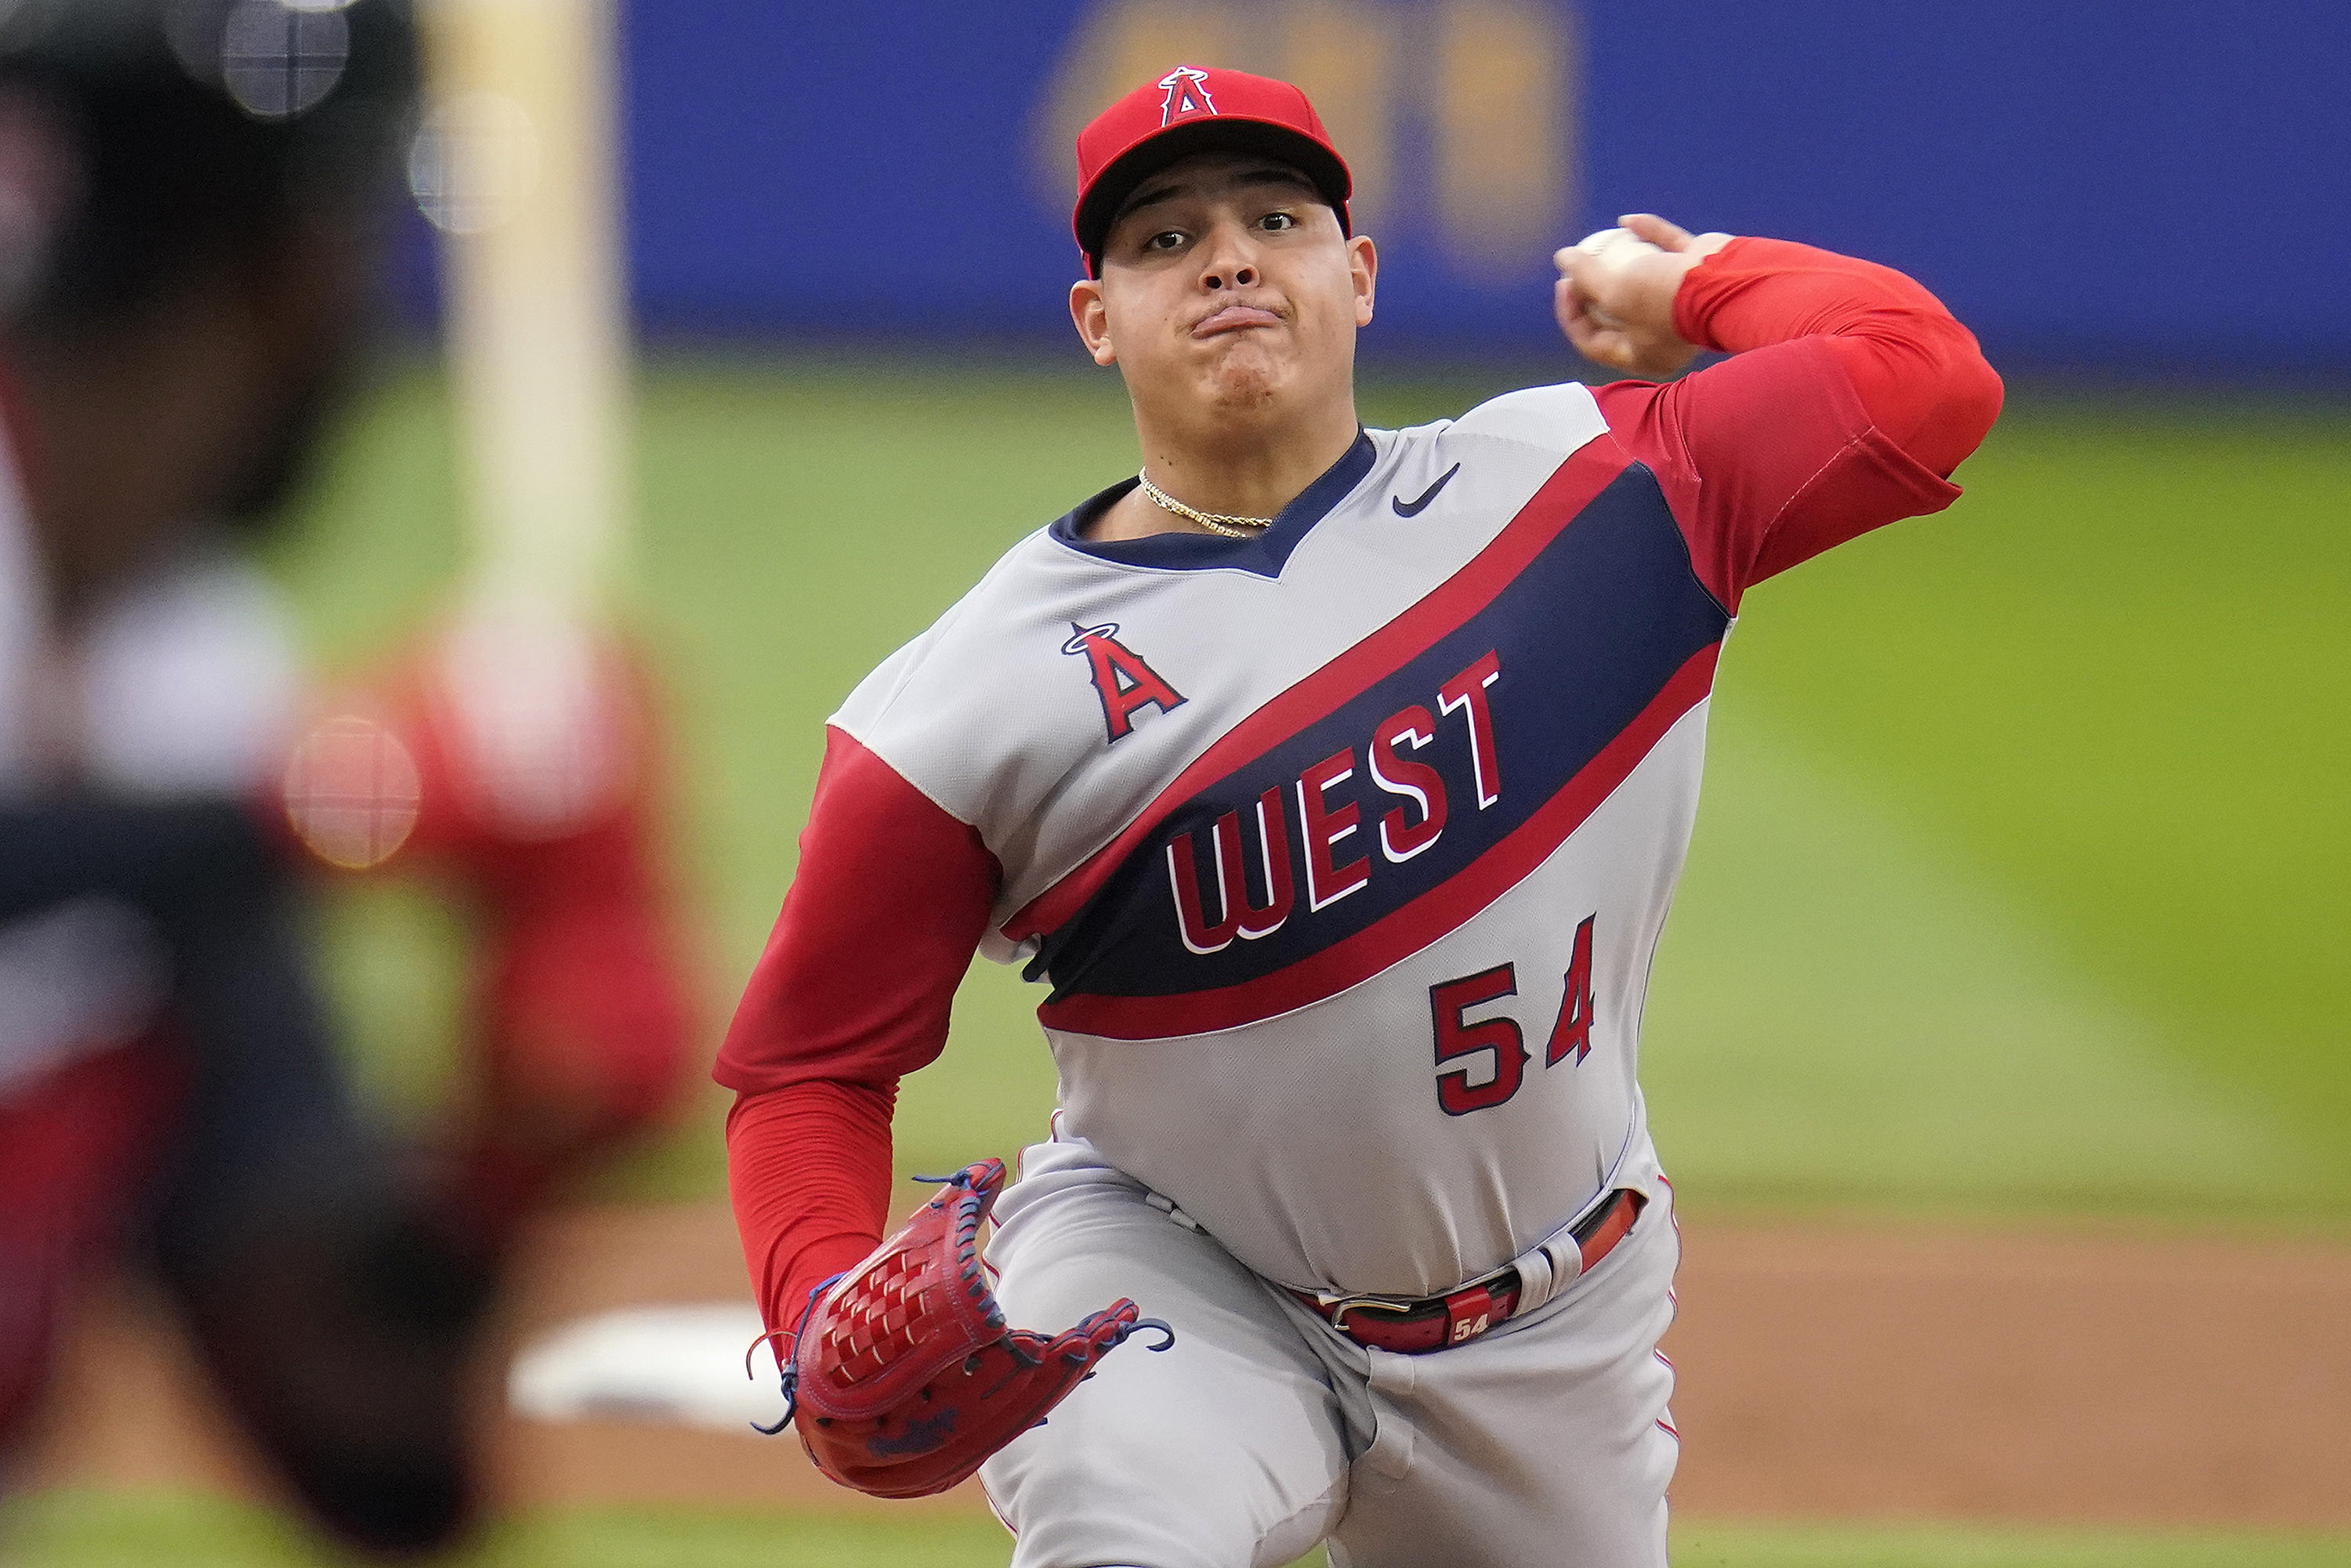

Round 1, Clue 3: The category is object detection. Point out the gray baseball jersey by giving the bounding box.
[717,349,1962,1299]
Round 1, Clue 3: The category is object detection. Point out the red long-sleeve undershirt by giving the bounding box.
[1672,237,1998,480]
[720,238,2002,1334]
[726,1075,901,1333]
[722,729,1002,1333]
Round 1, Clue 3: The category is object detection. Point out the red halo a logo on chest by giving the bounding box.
[1063,622,1186,742]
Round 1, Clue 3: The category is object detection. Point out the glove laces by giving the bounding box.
[746,1270,846,1436]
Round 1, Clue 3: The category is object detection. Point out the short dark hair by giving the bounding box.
[0,0,418,334]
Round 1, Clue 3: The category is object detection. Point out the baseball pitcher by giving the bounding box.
[719,66,2001,1566]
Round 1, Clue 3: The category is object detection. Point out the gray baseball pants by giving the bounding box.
[977,1141,1682,1568]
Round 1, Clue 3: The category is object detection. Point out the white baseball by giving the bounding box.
[1560,227,1653,331]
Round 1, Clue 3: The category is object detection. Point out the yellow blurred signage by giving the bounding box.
[1035,0,1575,277]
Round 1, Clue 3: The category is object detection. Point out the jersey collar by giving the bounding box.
[1047,429,1377,578]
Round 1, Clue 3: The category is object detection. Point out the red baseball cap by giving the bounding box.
[1072,66,1353,277]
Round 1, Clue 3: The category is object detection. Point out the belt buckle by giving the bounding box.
[1325,1295,1416,1334]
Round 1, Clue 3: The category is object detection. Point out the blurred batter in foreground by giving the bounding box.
[0,0,688,1552]
[722,67,2001,1566]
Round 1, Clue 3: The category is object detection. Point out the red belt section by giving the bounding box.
[1295,1190,1645,1355]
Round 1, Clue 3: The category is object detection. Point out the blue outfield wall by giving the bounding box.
[608,2,2349,375]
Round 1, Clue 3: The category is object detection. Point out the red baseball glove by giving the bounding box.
[759,1157,1172,1499]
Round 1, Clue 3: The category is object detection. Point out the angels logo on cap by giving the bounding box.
[1158,66,1216,125]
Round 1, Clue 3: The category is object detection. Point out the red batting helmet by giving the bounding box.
[1072,66,1353,277]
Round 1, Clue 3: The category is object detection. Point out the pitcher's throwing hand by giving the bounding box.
[1554,212,1736,376]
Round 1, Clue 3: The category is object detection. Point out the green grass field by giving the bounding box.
[30,358,2332,1566]
[13,1491,2351,1568]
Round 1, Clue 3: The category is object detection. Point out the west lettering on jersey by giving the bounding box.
[1161,652,1500,947]
[1063,621,1186,742]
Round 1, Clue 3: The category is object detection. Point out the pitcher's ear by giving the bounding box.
[1349,234,1378,328]
[1070,278,1117,366]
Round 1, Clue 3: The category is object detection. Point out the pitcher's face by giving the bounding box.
[1072,151,1375,424]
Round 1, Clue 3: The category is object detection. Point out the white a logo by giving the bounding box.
[1158,66,1216,125]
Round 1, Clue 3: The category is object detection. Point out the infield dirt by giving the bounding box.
[29,1201,2349,1531]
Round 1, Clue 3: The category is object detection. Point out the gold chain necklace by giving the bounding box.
[1136,471,1273,538]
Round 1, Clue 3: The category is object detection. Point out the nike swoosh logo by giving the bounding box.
[1391,462,1462,517]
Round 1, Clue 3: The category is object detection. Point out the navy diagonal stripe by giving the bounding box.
[1031,464,1728,1003]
